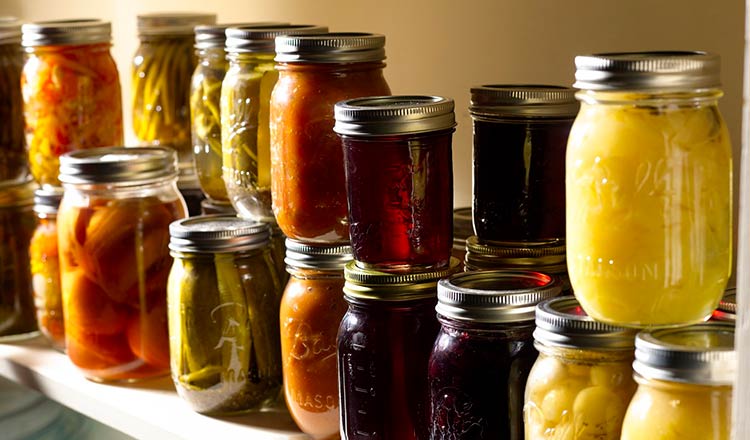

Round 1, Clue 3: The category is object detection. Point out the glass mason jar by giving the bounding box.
[30,186,64,350]
[334,95,455,270]
[0,177,38,341]
[621,322,735,440]
[338,258,460,440]
[0,18,26,181]
[429,270,561,440]
[280,240,352,439]
[57,146,187,381]
[271,33,392,243]
[21,19,123,187]
[470,85,578,243]
[567,51,732,327]
[711,287,735,322]
[524,296,638,440]
[221,24,326,222]
[167,215,284,415]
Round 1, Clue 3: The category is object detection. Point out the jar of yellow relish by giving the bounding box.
[621,322,735,440]
[567,51,732,327]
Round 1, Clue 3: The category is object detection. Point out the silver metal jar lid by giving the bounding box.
[437,270,562,323]
[285,239,353,271]
[137,13,216,37]
[22,19,111,47]
[712,287,736,322]
[464,236,567,271]
[534,296,637,350]
[58,146,178,186]
[470,85,579,118]
[194,22,284,49]
[225,24,325,54]
[574,51,721,91]
[275,32,386,63]
[169,215,270,253]
[33,186,64,216]
[334,96,455,137]
[0,17,21,45]
[633,322,735,386]
[344,258,460,302]
[0,177,36,208]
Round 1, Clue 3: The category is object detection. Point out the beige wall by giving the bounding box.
[3,0,744,215]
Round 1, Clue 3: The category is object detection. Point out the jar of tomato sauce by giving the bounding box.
[567,51,732,327]
[21,19,123,187]
[271,32,391,243]
[0,17,26,181]
[58,146,187,381]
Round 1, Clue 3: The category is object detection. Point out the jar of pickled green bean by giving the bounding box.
[167,215,286,415]
[0,17,26,181]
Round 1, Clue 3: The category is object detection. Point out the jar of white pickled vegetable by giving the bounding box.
[524,296,637,440]
[567,51,732,327]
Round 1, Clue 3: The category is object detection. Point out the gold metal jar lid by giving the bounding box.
[285,239,352,272]
[22,19,111,47]
[470,85,579,118]
[344,258,460,301]
[464,236,567,271]
[334,95,455,137]
[58,146,178,186]
[137,12,216,37]
[275,32,385,63]
[169,215,270,253]
[0,17,21,45]
[224,24,325,54]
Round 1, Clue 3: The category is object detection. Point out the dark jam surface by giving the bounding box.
[472,117,572,242]
[338,296,439,440]
[428,318,536,440]
[343,131,453,270]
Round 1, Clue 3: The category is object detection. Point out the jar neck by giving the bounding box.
[138,34,193,44]
[534,341,634,363]
[172,246,268,260]
[576,88,723,106]
[27,42,112,54]
[438,314,535,337]
[633,372,732,393]
[196,47,226,65]
[287,266,344,280]
[226,51,274,65]
[277,60,386,73]
[346,294,436,311]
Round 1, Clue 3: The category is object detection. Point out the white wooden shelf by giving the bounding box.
[0,336,309,440]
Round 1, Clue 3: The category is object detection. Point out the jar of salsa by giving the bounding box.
[0,17,26,181]
[21,19,123,187]
[271,33,391,243]
[621,323,734,440]
[429,270,561,439]
[338,258,460,440]
[334,95,455,270]
[567,52,732,327]
[524,297,637,440]
[57,146,187,381]
[221,24,325,222]
[471,85,577,243]
[280,239,352,439]
[30,186,64,350]
[167,216,284,414]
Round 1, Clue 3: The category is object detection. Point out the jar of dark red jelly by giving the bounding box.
[334,95,455,270]
[429,270,561,439]
[470,85,577,243]
[338,258,460,440]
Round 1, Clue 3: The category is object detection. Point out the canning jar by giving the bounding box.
[567,51,732,327]
[271,33,391,243]
[334,95,455,269]
[621,322,735,440]
[470,85,577,243]
[429,270,561,440]
[338,258,460,440]
[0,177,38,341]
[57,146,187,381]
[280,240,352,439]
[167,215,284,414]
[21,19,123,187]
[30,186,64,350]
[524,296,638,440]
[711,287,735,322]
[221,24,325,222]
[0,18,26,181]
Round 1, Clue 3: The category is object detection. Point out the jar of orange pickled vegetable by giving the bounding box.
[58,146,187,381]
[271,33,391,243]
[0,17,26,181]
[21,19,123,187]
[280,239,352,439]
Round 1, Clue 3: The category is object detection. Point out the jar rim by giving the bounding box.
[169,215,270,253]
[284,238,352,271]
[469,84,579,117]
[58,146,178,186]
[275,32,386,63]
[224,24,325,53]
[22,19,111,46]
[334,95,456,137]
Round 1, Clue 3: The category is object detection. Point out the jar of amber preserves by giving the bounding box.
[30,186,64,349]
[0,177,38,341]
[271,33,391,243]
[429,270,561,440]
[58,146,187,381]
[524,297,637,440]
[621,322,735,440]
[167,215,284,414]
[21,19,123,187]
[0,18,26,181]
[567,52,732,327]
[221,24,325,222]
[334,95,455,270]
[280,239,352,439]
[338,258,459,440]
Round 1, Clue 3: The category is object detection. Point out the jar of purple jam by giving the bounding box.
[334,95,455,271]
[429,270,561,439]
[337,258,460,440]
[470,85,577,243]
